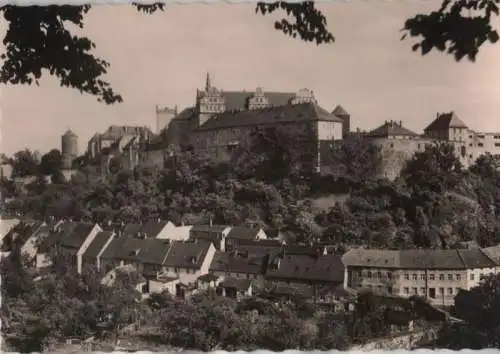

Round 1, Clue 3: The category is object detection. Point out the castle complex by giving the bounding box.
[81,74,500,179]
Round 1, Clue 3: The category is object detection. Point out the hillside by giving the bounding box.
[3,136,500,251]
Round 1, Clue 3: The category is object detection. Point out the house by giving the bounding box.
[217,277,253,299]
[342,247,498,306]
[99,236,149,273]
[197,273,221,291]
[209,250,268,281]
[139,219,175,239]
[260,281,313,302]
[81,231,116,271]
[265,253,347,298]
[224,226,267,250]
[21,224,51,265]
[35,221,102,272]
[0,220,44,259]
[135,238,175,294]
[225,237,281,253]
[161,240,216,287]
[100,264,147,295]
[189,224,231,251]
[0,217,20,245]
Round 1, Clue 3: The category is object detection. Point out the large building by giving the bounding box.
[342,248,498,307]
[87,74,500,178]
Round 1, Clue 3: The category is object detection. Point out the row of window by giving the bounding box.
[402,286,459,296]
[362,270,491,281]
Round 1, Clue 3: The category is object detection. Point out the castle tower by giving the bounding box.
[332,105,350,138]
[156,105,178,134]
[195,72,226,127]
[61,129,78,170]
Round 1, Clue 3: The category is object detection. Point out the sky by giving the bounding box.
[2,1,500,156]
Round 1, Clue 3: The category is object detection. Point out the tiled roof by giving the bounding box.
[481,245,500,264]
[58,222,95,249]
[266,254,345,283]
[219,277,252,291]
[342,249,401,268]
[233,244,282,256]
[226,226,261,240]
[140,220,169,238]
[190,225,229,233]
[164,240,212,269]
[83,231,114,259]
[399,249,466,269]
[263,281,313,298]
[170,107,196,122]
[195,102,342,131]
[136,238,172,265]
[458,248,497,269]
[424,111,468,132]
[367,120,419,138]
[284,245,326,257]
[220,91,296,111]
[209,251,268,275]
[232,238,282,248]
[121,223,143,237]
[332,105,349,117]
[344,248,497,270]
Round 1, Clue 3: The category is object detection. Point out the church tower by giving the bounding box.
[195,72,226,127]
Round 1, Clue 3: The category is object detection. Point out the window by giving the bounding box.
[496,143,500,147]
[447,288,453,295]
[456,274,461,281]
[403,287,409,295]
[478,135,485,139]
[470,273,475,281]
[412,287,418,295]
[420,274,426,280]
[439,287,444,295]
[429,274,435,280]
[412,273,417,280]
[404,273,409,280]
[447,274,453,281]
[377,271,382,279]
[478,143,484,147]
[367,271,372,279]
[420,287,426,295]
[439,274,445,281]
[387,272,392,279]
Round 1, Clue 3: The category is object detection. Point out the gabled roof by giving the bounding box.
[83,231,115,259]
[1,220,43,252]
[220,91,296,111]
[332,105,349,117]
[267,254,345,283]
[136,238,172,265]
[164,240,212,269]
[209,250,268,275]
[424,111,468,132]
[196,102,342,131]
[226,226,261,240]
[57,222,96,249]
[140,220,169,238]
[367,120,419,138]
[342,249,401,268]
[458,248,497,269]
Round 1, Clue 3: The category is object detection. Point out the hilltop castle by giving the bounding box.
[87,74,500,179]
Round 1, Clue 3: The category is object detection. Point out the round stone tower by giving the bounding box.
[61,129,78,170]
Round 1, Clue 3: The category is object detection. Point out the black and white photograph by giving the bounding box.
[2,0,500,352]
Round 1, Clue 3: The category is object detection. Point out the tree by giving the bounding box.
[2,1,497,105]
[40,149,63,176]
[11,149,39,178]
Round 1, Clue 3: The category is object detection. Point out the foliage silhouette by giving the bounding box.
[2,1,498,104]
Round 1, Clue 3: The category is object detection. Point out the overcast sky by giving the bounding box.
[2,1,500,156]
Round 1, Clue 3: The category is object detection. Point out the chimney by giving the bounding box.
[399,120,402,127]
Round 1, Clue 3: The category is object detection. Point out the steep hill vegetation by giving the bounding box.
[3,128,500,251]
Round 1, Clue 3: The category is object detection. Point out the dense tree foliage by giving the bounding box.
[1,1,498,104]
[3,139,500,251]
